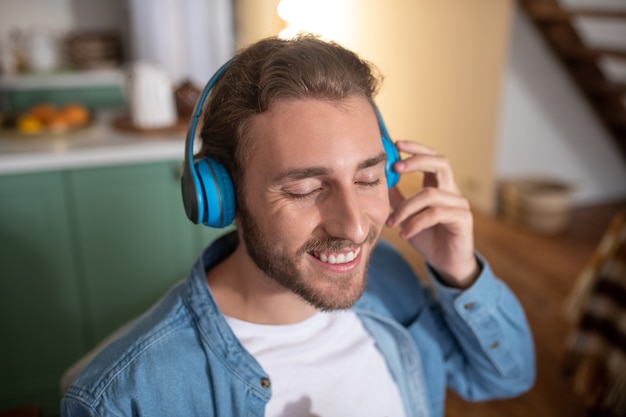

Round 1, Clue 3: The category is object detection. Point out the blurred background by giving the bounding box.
[0,0,625,416]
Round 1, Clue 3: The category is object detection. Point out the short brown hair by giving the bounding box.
[198,34,382,187]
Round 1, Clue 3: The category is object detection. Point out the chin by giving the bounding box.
[297,269,368,311]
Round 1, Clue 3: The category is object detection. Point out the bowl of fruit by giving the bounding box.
[1,103,91,137]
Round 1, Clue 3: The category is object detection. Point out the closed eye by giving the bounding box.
[357,178,382,187]
[286,188,323,200]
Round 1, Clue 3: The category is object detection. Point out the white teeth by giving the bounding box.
[316,248,360,264]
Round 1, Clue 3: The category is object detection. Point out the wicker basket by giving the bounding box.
[65,32,121,69]
[501,178,573,234]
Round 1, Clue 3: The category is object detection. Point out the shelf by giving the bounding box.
[0,68,125,90]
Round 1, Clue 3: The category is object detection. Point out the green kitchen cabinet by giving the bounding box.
[0,171,86,414]
[0,160,226,415]
[66,161,224,343]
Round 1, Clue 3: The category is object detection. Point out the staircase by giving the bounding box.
[518,0,626,160]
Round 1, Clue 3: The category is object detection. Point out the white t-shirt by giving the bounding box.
[225,310,406,417]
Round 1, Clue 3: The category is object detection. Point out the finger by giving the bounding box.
[387,187,469,228]
[395,140,438,156]
[394,154,458,193]
[392,145,459,193]
[396,204,473,241]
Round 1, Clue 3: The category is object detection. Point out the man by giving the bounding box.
[62,35,535,417]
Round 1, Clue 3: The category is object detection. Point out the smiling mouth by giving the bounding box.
[310,247,361,265]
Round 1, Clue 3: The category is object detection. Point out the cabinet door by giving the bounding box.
[0,171,86,413]
[68,161,225,344]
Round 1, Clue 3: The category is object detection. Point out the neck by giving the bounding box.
[206,240,318,325]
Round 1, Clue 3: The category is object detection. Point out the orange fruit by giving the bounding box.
[47,113,70,132]
[60,104,90,127]
[29,103,58,125]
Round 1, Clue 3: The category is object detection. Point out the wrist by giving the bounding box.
[430,256,481,289]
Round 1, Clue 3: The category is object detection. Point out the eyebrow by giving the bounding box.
[358,152,388,170]
[272,152,388,184]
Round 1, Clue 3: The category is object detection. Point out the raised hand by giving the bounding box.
[386,141,479,288]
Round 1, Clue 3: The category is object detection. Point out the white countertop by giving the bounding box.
[0,113,188,175]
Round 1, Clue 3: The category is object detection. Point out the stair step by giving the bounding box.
[578,80,626,97]
[528,5,626,21]
[537,25,626,62]
[558,47,626,62]
[520,0,626,161]
[602,111,626,128]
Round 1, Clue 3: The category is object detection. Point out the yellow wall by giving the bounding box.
[235,0,514,214]
[234,0,282,46]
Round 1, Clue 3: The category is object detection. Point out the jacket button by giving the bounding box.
[463,302,476,310]
[490,341,499,349]
[261,377,271,389]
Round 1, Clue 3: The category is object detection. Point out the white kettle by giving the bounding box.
[25,28,60,72]
[126,62,177,129]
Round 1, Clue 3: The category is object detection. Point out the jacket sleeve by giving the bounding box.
[61,397,101,417]
[422,253,536,400]
[367,241,535,401]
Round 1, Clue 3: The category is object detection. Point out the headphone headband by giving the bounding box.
[181,58,237,227]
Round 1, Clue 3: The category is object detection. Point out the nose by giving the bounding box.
[321,187,369,244]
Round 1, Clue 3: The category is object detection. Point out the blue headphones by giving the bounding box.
[181,58,401,228]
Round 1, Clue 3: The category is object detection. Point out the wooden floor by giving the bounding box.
[383,199,626,417]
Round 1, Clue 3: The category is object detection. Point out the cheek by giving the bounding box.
[261,204,322,247]
[369,190,391,225]
[278,208,323,237]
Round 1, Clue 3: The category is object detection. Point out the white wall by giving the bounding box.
[0,0,74,34]
[495,4,626,206]
[0,0,125,35]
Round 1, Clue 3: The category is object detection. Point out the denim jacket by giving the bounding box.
[62,232,535,417]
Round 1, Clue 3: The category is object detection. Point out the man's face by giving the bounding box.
[238,95,391,311]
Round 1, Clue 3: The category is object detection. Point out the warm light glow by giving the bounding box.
[277,0,300,23]
[278,26,301,40]
[276,0,349,42]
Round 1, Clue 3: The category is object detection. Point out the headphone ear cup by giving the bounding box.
[195,158,236,228]
[181,164,202,225]
[382,134,400,188]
